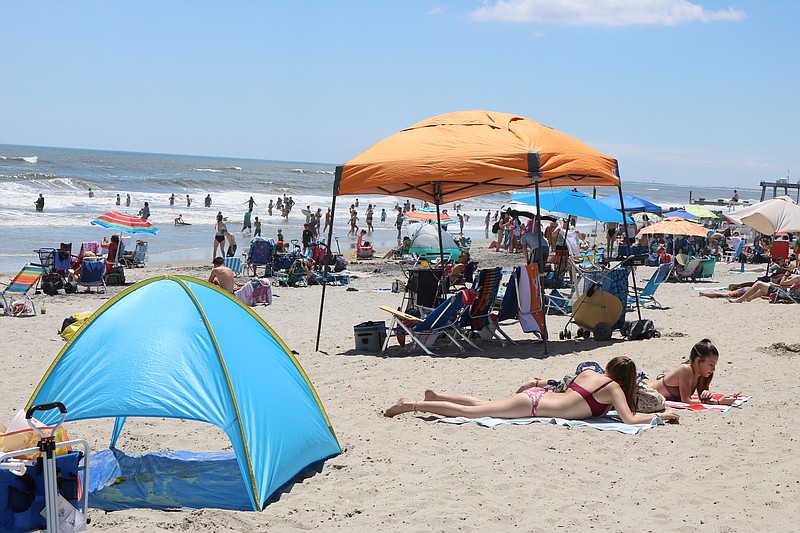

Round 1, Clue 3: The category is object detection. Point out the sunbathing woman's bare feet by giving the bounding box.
[384,397,414,417]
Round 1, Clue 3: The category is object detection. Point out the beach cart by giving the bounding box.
[0,403,90,532]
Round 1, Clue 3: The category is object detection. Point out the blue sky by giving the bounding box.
[2,1,797,187]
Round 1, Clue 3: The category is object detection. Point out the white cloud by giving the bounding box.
[426,6,445,16]
[470,0,746,27]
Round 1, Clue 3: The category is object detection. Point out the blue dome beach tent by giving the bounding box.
[408,223,461,259]
[26,275,340,511]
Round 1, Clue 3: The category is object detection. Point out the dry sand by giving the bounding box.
[1,244,799,532]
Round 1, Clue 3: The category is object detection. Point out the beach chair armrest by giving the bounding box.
[380,305,423,323]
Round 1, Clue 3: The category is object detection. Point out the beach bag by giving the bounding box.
[622,319,660,340]
[636,384,666,413]
[491,220,500,234]
[59,312,92,341]
[107,265,125,285]
[0,410,71,460]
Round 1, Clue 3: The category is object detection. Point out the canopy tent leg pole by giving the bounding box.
[435,184,447,302]
[315,167,341,352]
[534,180,549,353]
[617,169,642,322]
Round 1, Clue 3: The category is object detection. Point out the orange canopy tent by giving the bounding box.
[317,111,638,352]
[334,110,620,203]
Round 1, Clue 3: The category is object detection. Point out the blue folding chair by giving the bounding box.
[628,263,672,309]
[381,294,479,355]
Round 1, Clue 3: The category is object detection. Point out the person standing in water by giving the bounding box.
[34,193,45,212]
[169,193,175,206]
[88,188,94,198]
[125,193,131,207]
[242,209,253,232]
[245,196,257,211]
[205,194,212,208]
[116,193,121,206]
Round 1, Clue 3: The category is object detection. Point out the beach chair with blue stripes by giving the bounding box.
[224,256,243,277]
[1,263,45,316]
[628,263,672,309]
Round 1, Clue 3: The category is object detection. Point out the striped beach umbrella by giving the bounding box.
[91,211,159,234]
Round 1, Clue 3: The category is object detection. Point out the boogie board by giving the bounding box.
[174,221,192,226]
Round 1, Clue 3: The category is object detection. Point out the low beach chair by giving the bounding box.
[458,267,508,343]
[381,293,478,355]
[670,257,702,282]
[77,258,106,293]
[121,241,148,268]
[723,240,745,263]
[246,238,275,277]
[628,263,671,309]
[1,263,45,316]
[224,256,243,277]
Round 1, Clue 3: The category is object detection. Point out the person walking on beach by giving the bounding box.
[484,212,491,238]
[348,210,359,236]
[115,193,121,206]
[458,213,464,235]
[205,194,212,208]
[395,207,404,243]
[214,213,227,258]
[125,194,131,207]
[253,216,261,237]
[186,194,192,207]
[242,209,253,232]
[366,205,374,232]
[34,193,45,212]
[169,193,175,206]
[324,208,332,233]
[245,196,257,211]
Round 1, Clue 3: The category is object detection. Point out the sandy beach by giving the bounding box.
[2,243,799,532]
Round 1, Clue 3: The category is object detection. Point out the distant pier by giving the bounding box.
[759,178,800,202]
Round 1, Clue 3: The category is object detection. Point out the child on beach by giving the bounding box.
[645,339,738,405]
[253,216,261,237]
[385,357,680,425]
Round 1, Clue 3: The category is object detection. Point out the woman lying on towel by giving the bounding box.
[645,339,737,405]
[384,356,680,424]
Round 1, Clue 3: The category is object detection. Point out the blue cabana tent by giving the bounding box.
[27,275,340,511]
[598,193,662,214]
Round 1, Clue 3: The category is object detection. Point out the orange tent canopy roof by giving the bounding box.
[335,110,619,204]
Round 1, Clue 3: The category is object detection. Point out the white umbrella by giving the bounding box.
[726,196,800,234]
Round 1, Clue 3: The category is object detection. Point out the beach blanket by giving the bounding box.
[665,393,750,412]
[439,413,663,435]
[516,263,544,334]
[691,285,728,291]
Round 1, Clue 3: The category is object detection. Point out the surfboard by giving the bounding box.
[301,209,311,217]
[174,221,192,226]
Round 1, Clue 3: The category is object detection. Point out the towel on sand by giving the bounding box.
[439,413,663,435]
[665,393,750,412]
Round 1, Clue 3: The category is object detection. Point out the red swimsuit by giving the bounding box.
[568,380,613,417]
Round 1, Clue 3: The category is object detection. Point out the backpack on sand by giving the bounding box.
[622,319,660,340]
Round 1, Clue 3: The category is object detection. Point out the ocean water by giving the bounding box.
[0,144,762,273]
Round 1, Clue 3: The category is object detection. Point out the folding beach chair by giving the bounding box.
[246,238,275,277]
[381,293,478,355]
[1,263,45,316]
[628,263,672,309]
[670,257,702,282]
[723,240,745,263]
[77,258,106,293]
[224,256,243,277]
[770,283,800,304]
[121,241,148,268]
[458,267,506,341]
[496,265,545,343]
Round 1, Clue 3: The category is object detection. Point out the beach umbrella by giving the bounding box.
[318,110,636,352]
[631,211,663,224]
[637,217,710,237]
[661,209,698,221]
[726,196,800,234]
[512,189,631,223]
[685,205,719,219]
[598,193,662,214]
[405,209,453,223]
[91,211,159,235]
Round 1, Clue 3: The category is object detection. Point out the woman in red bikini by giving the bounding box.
[384,356,680,424]
[645,339,738,405]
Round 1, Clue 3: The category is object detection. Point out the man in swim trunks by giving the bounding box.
[208,257,235,293]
